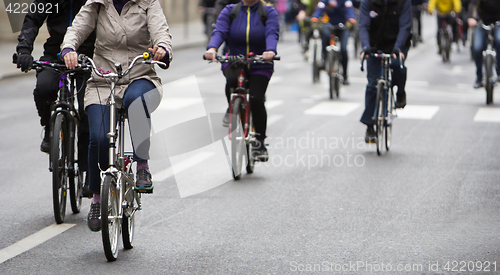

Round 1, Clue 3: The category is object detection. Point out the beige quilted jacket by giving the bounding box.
[62,0,173,108]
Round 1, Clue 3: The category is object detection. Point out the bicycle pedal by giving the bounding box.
[134,187,154,194]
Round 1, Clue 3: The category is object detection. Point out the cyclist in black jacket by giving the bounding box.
[359,0,412,142]
[16,0,95,195]
[468,0,500,88]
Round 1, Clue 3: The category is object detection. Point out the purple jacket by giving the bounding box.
[207,1,279,73]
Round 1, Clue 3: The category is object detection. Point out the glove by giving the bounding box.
[362,47,371,56]
[17,53,33,72]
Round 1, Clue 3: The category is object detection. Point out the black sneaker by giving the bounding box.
[135,169,153,193]
[365,127,376,143]
[395,92,406,109]
[86,202,101,232]
[474,79,484,89]
[82,172,93,198]
[253,140,269,162]
[40,126,50,153]
[222,108,229,127]
[342,77,350,85]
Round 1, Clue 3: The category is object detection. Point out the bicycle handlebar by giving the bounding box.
[477,20,500,31]
[79,52,166,79]
[360,51,404,72]
[203,54,280,63]
[12,53,88,73]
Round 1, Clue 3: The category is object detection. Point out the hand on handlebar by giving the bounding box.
[261,51,276,62]
[16,53,33,72]
[148,45,166,61]
[391,48,405,60]
[204,48,217,62]
[468,18,477,28]
[64,51,79,70]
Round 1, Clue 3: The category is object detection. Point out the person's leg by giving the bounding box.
[123,79,160,191]
[247,73,270,161]
[85,103,110,231]
[472,26,487,86]
[222,66,240,126]
[339,28,350,84]
[321,24,332,68]
[360,56,380,126]
[494,27,500,77]
[391,46,409,108]
[33,68,59,152]
[436,15,442,51]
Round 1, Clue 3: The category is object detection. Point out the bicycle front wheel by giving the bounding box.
[312,40,320,83]
[246,113,255,174]
[101,174,120,261]
[122,179,137,249]
[230,98,245,180]
[375,83,385,155]
[485,54,494,104]
[51,113,68,224]
[328,51,335,99]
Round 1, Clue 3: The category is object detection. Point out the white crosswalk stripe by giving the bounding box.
[473,107,500,122]
[304,101,360,116]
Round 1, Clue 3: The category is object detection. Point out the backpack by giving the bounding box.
[229,2,269,26]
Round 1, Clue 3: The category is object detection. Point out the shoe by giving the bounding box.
[82,172,93,198]
[474,79,484,89]
[365,127,376,143]
[342,77,350,85]
[40,126,50,153]
[222,108,229,127]
[135,168,153,193]
[86,202,101,232]
[395,92,406,109]
[253,140,269,162]
[319,61,326,70]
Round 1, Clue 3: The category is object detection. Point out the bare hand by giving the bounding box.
[204,48,217,61]
[468,18,477,28]
[64,51,78,70]
[148,45,166,61]
[262,51,276,61]
[392,53,405,60]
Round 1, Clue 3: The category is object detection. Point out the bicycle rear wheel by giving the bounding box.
[101,174,120,261]
[385,87,394,151]
[246,114,255,174]
[328,51,335,99]
[230,98,245,180]
[69,124,82,214]
[312,39,320,83]
[51,113,68,224]
[375,83,385,155]
[485,54,494,104]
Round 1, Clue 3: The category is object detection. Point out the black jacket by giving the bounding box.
[470,0,500,25]
[16,0,95,60]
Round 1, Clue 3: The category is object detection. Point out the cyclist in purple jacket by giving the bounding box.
[205,0,279,161]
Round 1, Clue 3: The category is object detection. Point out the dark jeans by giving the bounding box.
[322,25,350,77]
[360,46,409,126]
[412,5,422,37]
[86,79,160,194]
[223,66,270,141]
[436,15,458,46]
[472,25,500,80]
[34,67,90,170]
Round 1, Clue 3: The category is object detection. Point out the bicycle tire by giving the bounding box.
[69,166,83,214]
[51,113,68,224]
[328,51,334,99]
[385,87,394,151]
[246,114,255,174]
[101,174,120,261]
[375,82,385,156]
[69,123,82,214]
[230,97,245,180]
[122,170,136,249]
[412,18,418,47]
[485,54,494,104]
[334,54,342,98]
[312,40,320,83]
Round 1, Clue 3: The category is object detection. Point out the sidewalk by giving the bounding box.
[0,20,206,80]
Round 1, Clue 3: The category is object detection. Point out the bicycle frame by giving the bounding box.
[372,54,393,121]
[229,69,252,140]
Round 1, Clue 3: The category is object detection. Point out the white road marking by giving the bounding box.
[0,223,75,264]
[304,101,360,116]
[265,100,284,110]
[396,105,440,120]
[267,114,284,126]
[473,107,500,122]
[153,152,215,182]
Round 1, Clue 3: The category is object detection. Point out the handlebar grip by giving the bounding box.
[273,56,281,61]
[12,53,17,64]
[203,55,207,60]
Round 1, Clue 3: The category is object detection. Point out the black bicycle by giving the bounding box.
[361,51,402,155]
[13,53,88,223]
[204,53,280,179]
[325,23,346,99]
[478,21,500,104]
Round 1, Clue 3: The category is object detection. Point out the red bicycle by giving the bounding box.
[205,53,280,179]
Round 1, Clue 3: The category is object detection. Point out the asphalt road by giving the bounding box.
[1,14,500,274]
